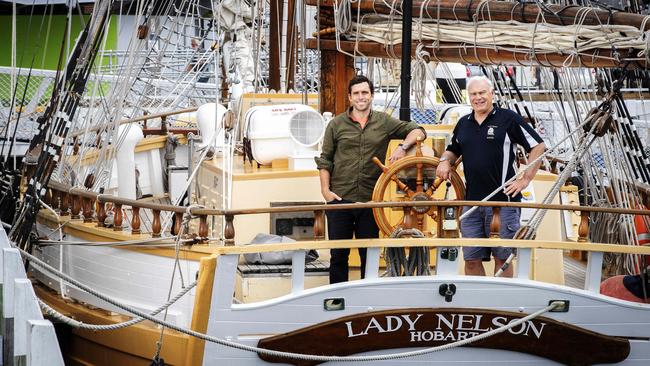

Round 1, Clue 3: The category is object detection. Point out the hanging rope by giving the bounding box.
[384,227,429,276]
[20,239,563,362]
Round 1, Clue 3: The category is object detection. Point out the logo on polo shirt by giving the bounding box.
[487,126,496,140]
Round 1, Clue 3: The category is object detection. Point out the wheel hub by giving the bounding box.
[411,193,432,214]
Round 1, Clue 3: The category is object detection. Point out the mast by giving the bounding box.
[399,0,412,121]
[269,0,283,91]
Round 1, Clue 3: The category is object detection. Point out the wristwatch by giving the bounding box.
[439,156,450,163]
[398,143,409,151]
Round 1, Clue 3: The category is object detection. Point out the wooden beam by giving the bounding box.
[305,38,649,69]
[305,0,650,30]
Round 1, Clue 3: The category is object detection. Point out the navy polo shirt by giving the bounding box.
[446,106,543,202]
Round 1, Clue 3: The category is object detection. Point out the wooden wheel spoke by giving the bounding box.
[425,177,444,196]
[415,141,423,157]
[415,163,424,193]
[416,213,426,229]
[390,175,415,198]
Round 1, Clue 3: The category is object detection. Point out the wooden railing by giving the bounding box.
[45,180,650,247]
[69,107,200,138]
[47,181,197,239]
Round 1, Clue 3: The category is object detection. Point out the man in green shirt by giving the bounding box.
[315,75,425,283]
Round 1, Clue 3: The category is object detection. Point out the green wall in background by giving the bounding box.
[0,15,118,70]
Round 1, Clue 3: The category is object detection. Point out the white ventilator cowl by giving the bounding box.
[116,123,144,199]
[196,103,227,148]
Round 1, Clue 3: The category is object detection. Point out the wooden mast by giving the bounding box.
[269,0,283,91]
[399,0,413,121]
[285,0,297,91]
[320,51,355,114]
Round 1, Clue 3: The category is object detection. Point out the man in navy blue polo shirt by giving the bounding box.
[436,76,546,277]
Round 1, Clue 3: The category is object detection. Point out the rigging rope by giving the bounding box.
[20,238,562,362]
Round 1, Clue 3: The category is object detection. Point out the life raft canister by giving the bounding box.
[635,205,650,269]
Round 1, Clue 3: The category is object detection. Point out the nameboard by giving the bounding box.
[257,308,629,365]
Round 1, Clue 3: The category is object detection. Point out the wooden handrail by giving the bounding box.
[192,200,650,217]
[48,180,650,218]
[46,180,649,245]
[210,237,650,256]
[43,179,650,258]
[50,180,187,213]
[69,107,199,138]
[96,195,187,213]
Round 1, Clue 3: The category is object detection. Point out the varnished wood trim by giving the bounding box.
[489,207,501,238]
[212,237,650,256]
[52,179,647,218]
[34,285,190,366]
[190,199,650,217]
[37,211,218,261]
[258,307,630,366]
[184,255,218,366]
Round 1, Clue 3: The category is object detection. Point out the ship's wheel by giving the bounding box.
[371,141,465,237]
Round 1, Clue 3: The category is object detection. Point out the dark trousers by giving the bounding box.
[326,200,379,283]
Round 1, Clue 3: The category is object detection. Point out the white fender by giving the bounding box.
[116,123,144,199]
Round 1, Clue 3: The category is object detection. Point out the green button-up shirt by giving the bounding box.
[315,108,425,202]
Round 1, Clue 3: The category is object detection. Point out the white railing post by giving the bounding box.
[3,248,27,366]
[516,248,532,279]
[584,251,604,293]
[2,232,64,365]
[291,250,306,294]
[211,254,238,309]
[26,320,65,366]
[365,247,381,280]
[14,279,45,359]
[0,225,10,249]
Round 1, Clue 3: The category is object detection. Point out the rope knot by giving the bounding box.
[582,106,616,137]
[184,204,205,222]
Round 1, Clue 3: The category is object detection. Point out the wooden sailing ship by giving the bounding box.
[0,0,649,365]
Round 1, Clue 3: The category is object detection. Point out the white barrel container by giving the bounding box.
[245,104,325,165]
